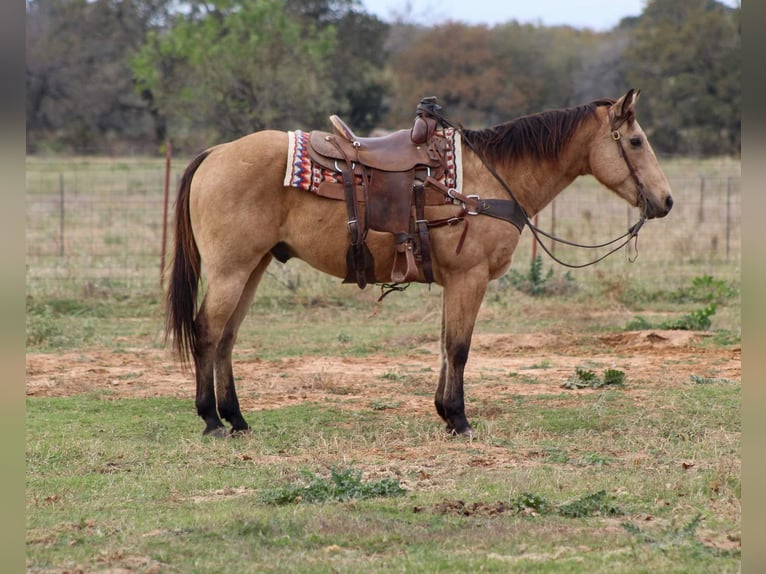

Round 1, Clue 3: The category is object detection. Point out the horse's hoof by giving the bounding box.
[203,426,229,439]
[229,427,251,438]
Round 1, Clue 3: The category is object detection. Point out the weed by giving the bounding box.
[561,367,626,389]
[618,274,737,307]
[602,368,626,386]
[663,303,717,331]
[260,467,405,505]
[625,315,653,330]
[510,492,551,514]
[680,275,738,304]
[501,255,577,297]
[26,305,63,346]
[557,490,623,518]
[626,303,717,332]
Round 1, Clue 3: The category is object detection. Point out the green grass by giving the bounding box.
[25,269,741,354]
[27,379,740,572]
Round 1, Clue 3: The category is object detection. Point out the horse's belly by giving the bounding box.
[281,193,398,281]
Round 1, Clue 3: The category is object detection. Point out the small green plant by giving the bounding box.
[663,303,717,331]
[561,367,625,389]
[625,315,653,330]
[680,275,737,304]
[626,303,717,332]
[511,492,551,514]
[260,467,405,505]
[526,255,552,296]
[378,370,404,381]
[602,368,626,386]
[618,275,737,307]
[502,255,577,296]
[558,490,623,518]
[26,304,63,346]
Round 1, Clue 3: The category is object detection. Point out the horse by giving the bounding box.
[165,89,673,437]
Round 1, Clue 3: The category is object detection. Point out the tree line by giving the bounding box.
[26,0,740,156]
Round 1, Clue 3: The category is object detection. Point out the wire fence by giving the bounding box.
[25,155,741,300]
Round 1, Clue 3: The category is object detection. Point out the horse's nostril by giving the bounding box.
[665,196,674,211]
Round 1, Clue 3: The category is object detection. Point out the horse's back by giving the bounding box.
[196,130,288,188]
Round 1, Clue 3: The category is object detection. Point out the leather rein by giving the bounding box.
[432,109,649,269]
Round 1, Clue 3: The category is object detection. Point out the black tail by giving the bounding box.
[164,150,210,364]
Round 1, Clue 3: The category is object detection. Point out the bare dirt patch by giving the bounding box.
[26,331,740,414]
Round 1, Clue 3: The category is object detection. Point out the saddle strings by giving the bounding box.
[429,109,648,269]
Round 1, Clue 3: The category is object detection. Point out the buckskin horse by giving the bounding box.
[165,89,673,437]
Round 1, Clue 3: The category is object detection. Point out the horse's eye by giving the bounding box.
[630,136,643,147]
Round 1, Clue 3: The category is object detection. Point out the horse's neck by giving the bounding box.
[464,123,596,217]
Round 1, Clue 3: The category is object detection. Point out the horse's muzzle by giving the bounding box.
[645,194,673,219]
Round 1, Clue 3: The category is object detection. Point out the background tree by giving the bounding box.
[285,0,390,133]
[385,22,602,128]
[25,0,740,156]
[385,23,517,128]
[572,19,637,104]
[624,0,740,155]
[131,0,339,150]
[326,8,390,133]
[26,0,172,153]
[491,23,602,114]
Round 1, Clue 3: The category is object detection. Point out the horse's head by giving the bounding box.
[590,89,673,219]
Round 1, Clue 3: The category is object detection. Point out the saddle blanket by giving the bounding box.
[283,128,463,194]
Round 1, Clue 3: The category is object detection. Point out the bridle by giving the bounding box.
[432,107,650,269]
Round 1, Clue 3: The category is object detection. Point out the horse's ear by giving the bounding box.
[612,89,640,123]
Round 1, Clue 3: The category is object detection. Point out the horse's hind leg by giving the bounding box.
[193,267,260,437]
[213,255,273,434]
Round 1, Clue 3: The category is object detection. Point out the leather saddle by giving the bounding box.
[306,97,452,288]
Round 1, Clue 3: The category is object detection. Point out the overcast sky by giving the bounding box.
[360,0,740,30]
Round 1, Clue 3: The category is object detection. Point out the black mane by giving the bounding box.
[462,98,615,165]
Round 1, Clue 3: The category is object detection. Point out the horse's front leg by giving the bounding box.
[434,270,489,436]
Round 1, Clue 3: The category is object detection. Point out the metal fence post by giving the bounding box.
[59,173,65,258]
[726,176,732,261]
[160,141,172,288]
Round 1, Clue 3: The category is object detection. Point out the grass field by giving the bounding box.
[26,156,741,572]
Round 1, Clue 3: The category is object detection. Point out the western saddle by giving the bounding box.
[306,97,526,289]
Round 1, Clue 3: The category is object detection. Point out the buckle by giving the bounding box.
[465,194,481,216]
